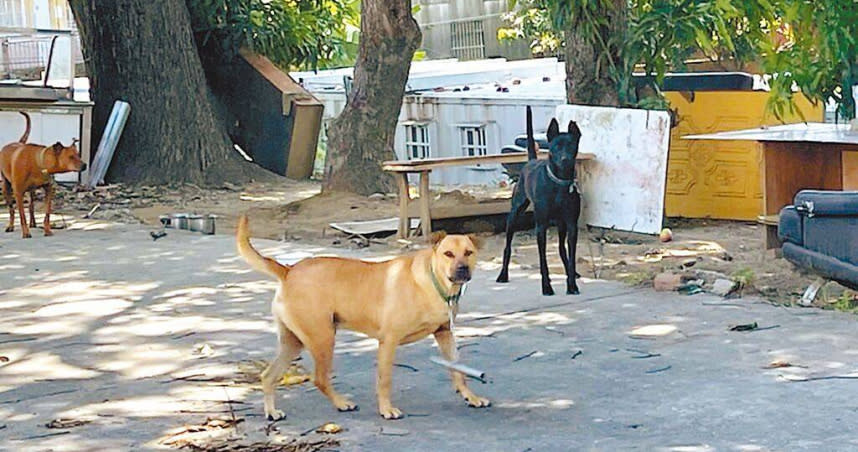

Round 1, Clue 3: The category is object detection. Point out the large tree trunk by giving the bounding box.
[69,0,272,186]
[322,0,421,195]
[564,0,627,106]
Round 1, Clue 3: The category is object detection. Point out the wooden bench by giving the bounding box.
[382,151,595,239]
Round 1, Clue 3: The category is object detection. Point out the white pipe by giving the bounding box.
[430,356,487,382]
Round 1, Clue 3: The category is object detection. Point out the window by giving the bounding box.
[460,125,487,157]
[450,20,485,61]
[405,123,430,160]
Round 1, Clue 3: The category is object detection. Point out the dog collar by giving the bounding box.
[546,164,578,194]
[429,264,462,306]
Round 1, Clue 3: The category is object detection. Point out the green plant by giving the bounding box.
[731,267,756,289]
[187,0,360,70]
[831,290,858,312]
[762,1,858,121]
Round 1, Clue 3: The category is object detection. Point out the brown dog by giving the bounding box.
[236,216,490,421]
[0,112,86,238]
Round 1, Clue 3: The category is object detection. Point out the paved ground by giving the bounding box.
[2,221,858,451]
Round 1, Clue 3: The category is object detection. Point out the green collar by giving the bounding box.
[429,264,462,306]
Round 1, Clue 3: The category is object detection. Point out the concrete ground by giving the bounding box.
[2,221,858,451]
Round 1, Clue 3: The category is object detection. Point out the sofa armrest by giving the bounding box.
[778,206,803,245]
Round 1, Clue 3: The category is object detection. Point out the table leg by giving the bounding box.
[80,106,93,185]
[397,173,410,239]
[418,171,432,238]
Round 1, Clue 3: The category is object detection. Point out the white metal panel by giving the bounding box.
[685,122,858,145]
[0,110,81,182]
[556,105,671,235]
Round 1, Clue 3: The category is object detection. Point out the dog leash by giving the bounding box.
[546,164,579,194]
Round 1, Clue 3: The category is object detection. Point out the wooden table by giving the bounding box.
[0,99,94,183]
[685,123,858,251]
[382,151,595,239]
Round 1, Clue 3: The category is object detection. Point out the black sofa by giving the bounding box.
[778,190,858,290]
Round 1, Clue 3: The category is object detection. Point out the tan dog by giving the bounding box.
[0,112,86,238]
[236,216,490,421]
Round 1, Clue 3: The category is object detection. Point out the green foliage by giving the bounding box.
[762,1,858,121]
[187,0,360,70]
[500,0,776,109]
[832,291,858,312]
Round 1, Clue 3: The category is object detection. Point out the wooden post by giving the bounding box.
[418,170,432,238]
[397,173,410,239]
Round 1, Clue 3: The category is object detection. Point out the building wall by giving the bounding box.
[394,96,563,186]
[0,0,73,29]
[414,0,531,61]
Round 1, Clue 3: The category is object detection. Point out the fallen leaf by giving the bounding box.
[765,360,807,369]
[729,322,758,332]
[0,356,9,363]
[316,422,342,434]
[46,418,91,429]
[281,373,311,386]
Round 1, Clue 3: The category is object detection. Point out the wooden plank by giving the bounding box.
[396,173,410,239]
[330,217,420,235]
[756,214,779,226]
[418,171,431,237]
[761,141,842,216]
[407,199,531,220]
[383,152,595,173]
[842,150,858,190]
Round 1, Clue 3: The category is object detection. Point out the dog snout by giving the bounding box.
[453,264,472,282]
[80,163,87,172]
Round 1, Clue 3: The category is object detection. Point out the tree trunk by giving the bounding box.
[322,0,421,195]
[564,0,627,106]
[69,0,273,185]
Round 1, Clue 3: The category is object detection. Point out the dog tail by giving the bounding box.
[526,106,537,161]
[236,215,292,280]
[18,112,31,143]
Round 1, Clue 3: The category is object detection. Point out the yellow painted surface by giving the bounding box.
[665,91,824,220]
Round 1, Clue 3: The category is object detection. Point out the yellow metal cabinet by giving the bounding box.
[665,91,823,220]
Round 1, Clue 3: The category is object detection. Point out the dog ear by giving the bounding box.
[429,231,447,248]
[52,142,64,153]
[547,118,560,143]
[567,121,582,140]
[466,233,484,250]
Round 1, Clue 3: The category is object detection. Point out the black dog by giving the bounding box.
[496,106,582,296]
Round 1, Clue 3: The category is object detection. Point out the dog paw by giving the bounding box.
[335,400,359,412]
[44,230,53,237]
[496,273,509,283]
[463,394,491,408]
[4,226,12,233]
[567,286,580,295]
[22,233,31,239]
[265,409,286,422]
[379,406,403,420]
[542,285,555,296]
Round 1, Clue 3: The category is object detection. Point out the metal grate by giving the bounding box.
[405,124,431,159]
[450,20,485,61]
[1,33,84,78]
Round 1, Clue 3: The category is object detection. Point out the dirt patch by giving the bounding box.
[17,181,854,308]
